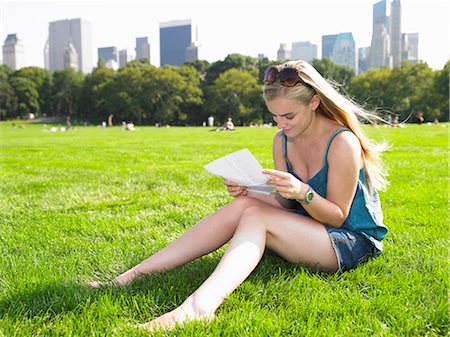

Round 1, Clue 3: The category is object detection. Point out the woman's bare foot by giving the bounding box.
[137,296,215,331]
[87,280,119,288]
[88,269,139,288]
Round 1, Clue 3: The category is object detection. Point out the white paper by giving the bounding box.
[204,149,275,194]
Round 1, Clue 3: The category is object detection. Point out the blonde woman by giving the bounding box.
[89,60,388,331]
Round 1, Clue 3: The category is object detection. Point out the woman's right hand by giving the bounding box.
[223,179,248,197]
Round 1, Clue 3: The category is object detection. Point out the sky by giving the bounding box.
[1,0,449,70]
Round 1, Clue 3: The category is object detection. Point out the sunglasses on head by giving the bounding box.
[263,66,309,87]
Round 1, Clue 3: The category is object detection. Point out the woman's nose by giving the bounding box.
[276,118,286,129]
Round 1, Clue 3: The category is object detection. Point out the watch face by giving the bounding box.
[306,190,314,203]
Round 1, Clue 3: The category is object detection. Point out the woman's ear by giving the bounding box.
[311,94,320,111]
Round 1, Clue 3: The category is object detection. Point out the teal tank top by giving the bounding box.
[282,127,388,252]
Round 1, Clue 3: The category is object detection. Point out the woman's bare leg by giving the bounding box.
[140,205,338,330]
[88,196,283,288]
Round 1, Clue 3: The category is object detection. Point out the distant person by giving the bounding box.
[208,115,215,127]
[393,115,399,127]
[416,111,424,124]
[66,115,71,129]
[108,114,114,127]
[386,114,392,126]
[225,117,235,131]
[88,60,389,331]
[126,121,135,131]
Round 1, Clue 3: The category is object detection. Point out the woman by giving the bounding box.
[88,60,388,330]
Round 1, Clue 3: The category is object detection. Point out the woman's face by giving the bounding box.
[266,97,315,138]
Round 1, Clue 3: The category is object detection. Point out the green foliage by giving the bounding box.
[52,68,84,117]
[0,65,17,119]
[78,66,116,122]
[207,68,261,124]
[0,55,448,124]
[0,124,447,336]
[205,53,259,85]
[311,58,355,86]
[348,61,449,121]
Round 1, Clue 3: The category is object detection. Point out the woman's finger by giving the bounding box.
[262,169,291,179]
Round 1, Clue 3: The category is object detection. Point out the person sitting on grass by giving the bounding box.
[88,60,389,331]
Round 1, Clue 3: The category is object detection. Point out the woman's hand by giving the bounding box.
[263,169,306,200]
[223,179,248,197]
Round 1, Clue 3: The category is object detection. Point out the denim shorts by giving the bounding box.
[326,226,378,272]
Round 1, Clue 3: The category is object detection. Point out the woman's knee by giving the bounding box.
[231,196,266,210]
[240,205,269,225]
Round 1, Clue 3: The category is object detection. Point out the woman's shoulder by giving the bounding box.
[272,129,284,144]
[328,129,361,162]
[333,128,360,147]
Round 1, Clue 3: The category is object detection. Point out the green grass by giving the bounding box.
[0,122,448,336]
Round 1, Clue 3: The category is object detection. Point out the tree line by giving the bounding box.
[0,54,448,125]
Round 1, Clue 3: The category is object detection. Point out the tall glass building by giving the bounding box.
[331,33,356,73]
[48,18,93,73]
[159,19,193,66]
[390,0,402,67]
[98,46,117,64]
[370,0,392,68]
[135,37,151,63]
[322,35,337,59]
[321,33,356,73]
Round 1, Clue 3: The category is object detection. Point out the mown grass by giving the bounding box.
[0,122,448,336]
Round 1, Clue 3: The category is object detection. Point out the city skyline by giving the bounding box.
[1,0,449,70]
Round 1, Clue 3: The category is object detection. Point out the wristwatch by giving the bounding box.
[299,187,314,205]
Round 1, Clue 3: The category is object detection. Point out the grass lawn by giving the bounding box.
[0,122,448,336]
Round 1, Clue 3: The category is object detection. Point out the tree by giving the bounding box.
[205,53,259,85]
[207,68,261,125]
[311,58,355,88]
[140,65,203,125]
[9,66,52,118]
[432,60,450,121]
[0,65,17,119]
[78,66,115,122]
[348,67,393,118]
[107,64,147,124]
[51,68,84,117]
[9,76,40,117]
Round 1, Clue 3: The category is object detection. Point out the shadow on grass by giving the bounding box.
[0,251,333,322]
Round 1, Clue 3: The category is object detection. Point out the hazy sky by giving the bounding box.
[1,0,449,70]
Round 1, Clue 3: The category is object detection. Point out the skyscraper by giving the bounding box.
[358,47,371,74]
[2,33,25,69]
[159,19,193,66]
[48,18,93,73]
[98,46,118,70]
[322,35,337,59]
[186,42,199,62]
[390,0,402,67]
[322,33,357,73]
[402,33,419,64]
[44,39,50,70]
[291,41,318,62]
[119,49,128,68]
[135,37,150,63]
[98,46,117,64]
[277,43,290,61]
[370,0,392,68]
[331,33,357,73]
[64,42,78,70]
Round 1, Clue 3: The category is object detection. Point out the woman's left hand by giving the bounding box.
[263,169,306,200]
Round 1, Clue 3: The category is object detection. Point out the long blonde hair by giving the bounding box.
[263,60,388,192]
